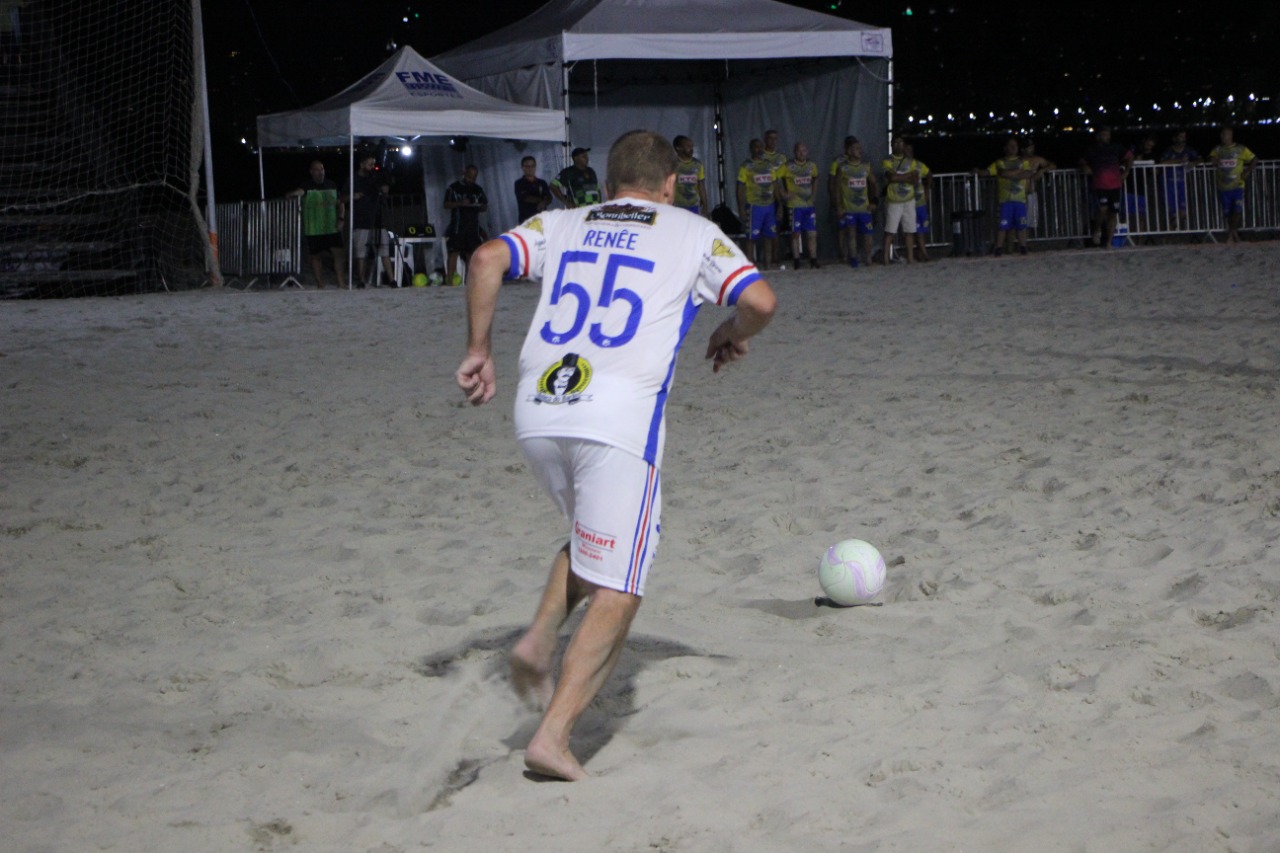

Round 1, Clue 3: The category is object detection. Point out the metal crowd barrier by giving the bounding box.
[924,160,1279,252]
[216,197,304,288]
[216,195,434,288]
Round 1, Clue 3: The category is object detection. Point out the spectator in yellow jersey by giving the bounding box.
[782,141,821,268]
[737,138,782,269]
[672,135,709,217]
[828,136,878,268]
[983,136,1033,256]
[881,136,919,264]
[1207,125,1258,243]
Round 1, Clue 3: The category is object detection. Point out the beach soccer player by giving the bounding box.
[455,129,777,781]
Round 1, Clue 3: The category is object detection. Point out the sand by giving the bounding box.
[2,243,1278,852]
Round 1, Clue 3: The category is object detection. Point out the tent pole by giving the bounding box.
[258,149,265,200]
[886,58,895,150]
[561,62,571,168]
[713,84,726,210]
[348,138,355,289]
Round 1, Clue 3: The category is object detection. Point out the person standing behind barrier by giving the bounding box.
[1207,126,1257,244]
[514,156,552,224]
[737,138,782,270]
[288,160,347,289]
[551,147,602,209]
[349,154,395,287]
[881,136,919,265]
[905,143,931,261]
[1159,129,1200,234]
[1020,139,1056,233]
[781,141,821,268]
[672,135,709,217]
[1078,126,1131,248]
[829,136,877,268]
[986,136,1033,256]
[444,164,488,286]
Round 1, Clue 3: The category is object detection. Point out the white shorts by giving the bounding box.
[353,228,391,259]
[884,200,915,235]
[519,437,661,596]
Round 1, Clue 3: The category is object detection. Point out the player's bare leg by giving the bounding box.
[524,583,641,781]
[510,544,584,711]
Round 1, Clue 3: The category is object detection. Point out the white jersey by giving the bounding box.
[501,199,761,467]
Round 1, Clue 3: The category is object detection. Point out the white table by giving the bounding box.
[392,236,441,287]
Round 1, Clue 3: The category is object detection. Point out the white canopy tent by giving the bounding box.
[433,0,892,243]
[256,46,565,283]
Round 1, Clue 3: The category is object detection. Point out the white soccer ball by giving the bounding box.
[427,272,444,286]
[818,539,886,606]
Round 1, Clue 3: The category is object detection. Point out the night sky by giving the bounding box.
[204,0,1278,195]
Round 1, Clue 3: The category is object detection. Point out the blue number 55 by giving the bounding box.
[539,251,653,348]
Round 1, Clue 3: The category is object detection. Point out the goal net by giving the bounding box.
[0,0,214,298]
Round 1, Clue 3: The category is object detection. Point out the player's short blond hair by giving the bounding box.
[606,130,677,196]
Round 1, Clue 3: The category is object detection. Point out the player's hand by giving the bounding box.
[456,352,497,405]
[706,319,749,373]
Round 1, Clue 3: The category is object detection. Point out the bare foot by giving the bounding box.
[524,737,588,781]
[509,648,553,712]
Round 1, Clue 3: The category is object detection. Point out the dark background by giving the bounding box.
[203,1,1280,199]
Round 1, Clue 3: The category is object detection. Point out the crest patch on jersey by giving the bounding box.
[711,238,735,258]
[525,216,544,233]
[533,353,594,405]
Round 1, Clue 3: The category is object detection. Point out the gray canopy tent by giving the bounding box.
[256,46,565,284]
[433,0,892,240]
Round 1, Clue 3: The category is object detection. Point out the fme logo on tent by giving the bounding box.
[395,71,463,98]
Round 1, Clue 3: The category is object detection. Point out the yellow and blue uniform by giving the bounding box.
[988,156,1030,231]
[881,156,917,204]
[738,157,780,239]
[781,159,818,233]
[1209,143,1256,217]
[674,156,705,213]
[830,157,874,233]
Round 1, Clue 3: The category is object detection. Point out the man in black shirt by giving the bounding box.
[444,164,488,285]
[514,156,552,223]
[349,154,395,286]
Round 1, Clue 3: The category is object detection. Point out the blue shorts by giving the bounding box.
[1163,178,1188,212]
[839,211,874,235]
[749,205,776,240]
[791,206,816,233]
[1219,188,1244,217]
[998,200,1028,231]
[915,204,929,233]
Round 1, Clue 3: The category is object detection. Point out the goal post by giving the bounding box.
[0,0,216,298]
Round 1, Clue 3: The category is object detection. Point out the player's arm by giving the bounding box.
[736,174,748,216]
[705,279,778,373]
[456,238,509,405]
[698,179,709,217]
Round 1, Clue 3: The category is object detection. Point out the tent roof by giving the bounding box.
[434,0,892,80]
[256,46,565,148]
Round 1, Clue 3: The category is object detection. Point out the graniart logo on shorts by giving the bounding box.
[533,353,593,405]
